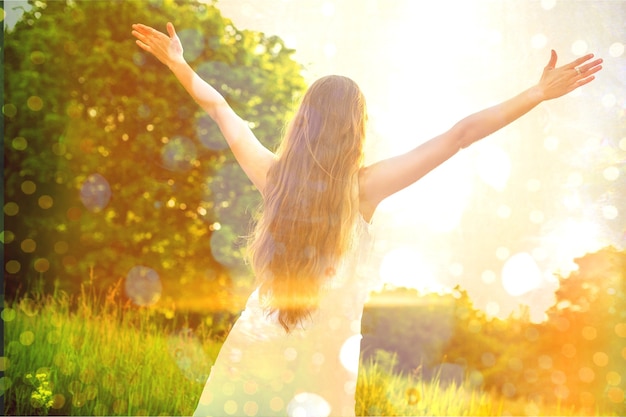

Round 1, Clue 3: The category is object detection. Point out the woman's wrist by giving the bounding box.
[167,57,188,72]
[527,85,547,104]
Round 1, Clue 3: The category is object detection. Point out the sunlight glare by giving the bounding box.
[377,153,473,234]
[474,143,511,191]
[501,252,542,296]
[540,219,605,276]
[379,246,445,293]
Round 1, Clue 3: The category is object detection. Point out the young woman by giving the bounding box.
[132,22,602,417]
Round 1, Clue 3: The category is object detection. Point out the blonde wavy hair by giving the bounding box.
[248,75,367,332]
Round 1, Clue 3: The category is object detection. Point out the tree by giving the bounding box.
[4,0,306,313]
[540,247,626,413]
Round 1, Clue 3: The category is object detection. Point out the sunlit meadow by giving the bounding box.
[3,0,625,416]
[3,276,623,416]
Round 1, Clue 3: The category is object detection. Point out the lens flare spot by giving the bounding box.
[243,380,258,395]
[582,326,597,341]
[34,258,50,273]
[1,308,16,322]
[339,335,361,374]
[125,266,162,306]
[287,392,331,417]
[526,179,541,193]
[4,202,19,216]
[223,399,238,415]
[496,204,511,219]
[50,394,65,409]
[323,42,337,59]
[30,51,46,65]
[609,42,624,58]
[603,166,620,181]
[112,399,127,414]
[607,387,625,404]
[601,205,618,220]
[270,396,284,412]
[531,33,547,49]
[579,367,595,383]
[495,247,510,261]
[321,1,335,17]
[21,180,37,194]
[554,384,569,400]
[449,262,463,277]
[47,330,61,345]
[571,39,588,55]
[502,252,542,296]
[529,210,544,224]
[243,400,259,417]
[20,331,35,346]
[178,28,206,61]
[80,174,111,212]
[538,355,553,370]
[38,195,54,209]
[3,104,17,117]
[485,301,500,317]
[161,136,197,172]
[27,96,43,111]
[196,114,228,151]
[543,135,559,151]
[606,371,621,386]
[284,347,297,361]
[601,93,616,108]
[21,239,37,253]
[210,226,243,269]
[592,351,608,367]
[481,270,497,284]
[312,352,325,366]
[481,352,496,367]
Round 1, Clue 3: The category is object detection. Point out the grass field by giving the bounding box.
[2,283,618,416]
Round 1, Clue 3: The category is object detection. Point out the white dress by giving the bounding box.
[193,218,375,417]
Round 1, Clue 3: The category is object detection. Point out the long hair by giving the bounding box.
[248,75,367,332]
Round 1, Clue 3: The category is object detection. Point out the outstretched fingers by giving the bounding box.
[564,53,596,69]
[577,58,603,75]
[573,58,603,87]
[132,24,152,47]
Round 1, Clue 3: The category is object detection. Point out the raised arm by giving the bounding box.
[131,22,275,193]
[359,50,603,220]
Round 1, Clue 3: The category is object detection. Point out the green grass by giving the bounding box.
[2,284,619,416]
[3,282,215,416]
[356,357,503,416]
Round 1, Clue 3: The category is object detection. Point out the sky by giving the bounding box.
[216,0,626,321]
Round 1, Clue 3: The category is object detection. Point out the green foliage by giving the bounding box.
[363,247,626,415]
[4,0,306,311]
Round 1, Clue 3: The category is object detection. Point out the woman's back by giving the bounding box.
[193,216,375,417]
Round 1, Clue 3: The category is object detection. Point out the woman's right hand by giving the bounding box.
[132,22,185,69]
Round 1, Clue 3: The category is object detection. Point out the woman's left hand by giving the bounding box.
[132,22,185,69]
[538,50,603,101]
